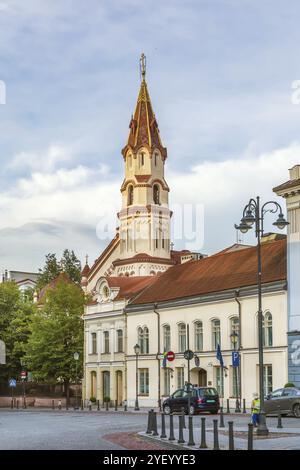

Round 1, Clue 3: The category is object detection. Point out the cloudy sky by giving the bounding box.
[1,0,300,272]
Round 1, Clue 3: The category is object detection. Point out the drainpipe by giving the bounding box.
[123,308,128,407]
[154,303,161,411]
[234,290,242,408]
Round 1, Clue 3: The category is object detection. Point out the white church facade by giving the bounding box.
[82,56,300,408]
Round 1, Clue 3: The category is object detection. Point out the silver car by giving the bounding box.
[264,387,300,417]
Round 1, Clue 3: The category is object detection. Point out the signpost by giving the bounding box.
[232,351,240,368]
[9,378,17,403]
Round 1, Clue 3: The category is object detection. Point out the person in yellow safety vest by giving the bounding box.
[251,393,260,427]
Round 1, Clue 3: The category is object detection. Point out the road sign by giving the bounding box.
[167,351,175,362]
[184,349,194,361]
[194,355,200,367]
[20,371,27,381]
[9,378,17,388]
[232,351,240,367]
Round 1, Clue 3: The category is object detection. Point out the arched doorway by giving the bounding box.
[90,371,97,398]
[198,368,207,386]
[116,371,123,405]
[102,371,110,402]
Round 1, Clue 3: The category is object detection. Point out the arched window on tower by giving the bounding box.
[127,185,134,206]
[153,184,160,205]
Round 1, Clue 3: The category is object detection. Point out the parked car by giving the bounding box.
[163,386,220,415]
[264,387,300,417]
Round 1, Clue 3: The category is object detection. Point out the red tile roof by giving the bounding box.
[107,276,156,300]
[38,272,75,303]
[130,239,287,305]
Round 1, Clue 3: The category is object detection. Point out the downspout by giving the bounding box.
[154,303,161,411]
[235,289,242,408]
[123,308,128,406]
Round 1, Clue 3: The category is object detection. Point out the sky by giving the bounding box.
[1,0,300,272]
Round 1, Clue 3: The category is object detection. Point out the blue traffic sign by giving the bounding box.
[9,378,17,388]
[232,351,240,367]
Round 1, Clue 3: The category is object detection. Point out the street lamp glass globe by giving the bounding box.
[74,352,79,361]
[235,222,251,234]
[134,343,140,355]
[273,214,289,231]
[242,209,255,226]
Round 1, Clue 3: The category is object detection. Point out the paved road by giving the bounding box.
[0,409,299,450]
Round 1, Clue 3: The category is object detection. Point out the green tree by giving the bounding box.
[37,253,61,290]
[25,279,85,404]
[0,282,35,383]
[60,249,81,285]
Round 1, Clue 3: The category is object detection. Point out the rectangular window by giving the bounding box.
[177,367,184,388]
[231,366,240,397]
[91,332,97,354]
[117,330,123,353]
[104,331,109,354]
[163,369,171,396]
[215,366,224,397]
[139,369,149,395]
[263,365,273,396]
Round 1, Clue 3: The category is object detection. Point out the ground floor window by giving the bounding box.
[139,369,149,395]
[263,365,273,396]
[215,366,224,397]
[231,366,240,397]
[163,368,171,396]
[177,367,184,388]
[103,371,110,401]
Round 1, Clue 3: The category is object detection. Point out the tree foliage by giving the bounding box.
[37,250,82,290]
[25,279,85,401]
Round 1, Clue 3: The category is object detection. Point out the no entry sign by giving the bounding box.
[167,351,175,362]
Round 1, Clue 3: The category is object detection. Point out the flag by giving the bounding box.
[216,344,224,367]
[162,350,167,368]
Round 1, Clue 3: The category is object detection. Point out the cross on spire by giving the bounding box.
[140,53,146,82]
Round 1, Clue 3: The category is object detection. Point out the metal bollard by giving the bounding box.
[235,398,241,413]
[160,412,167,438]
[177,415,185,444]
[23,397,27,409]
[89,403,92,411]
[115,400,118,411]
[16,400,19,410]
[152,411,159,436]
[52,400,54,410]
[11,399,13,409]
[188,415,195,446]
[226,399,230,414]
[106,401,109,411]
[181,406,186,428]
[247,423,253,450]
[219,406,225,428]
[66,402,69,410]
[146,410,153,434]
[199,417,208,449]
[124,401,128,412]
[213,419,220,450]
[228,421,234,450]
[81,400,84,410]
[168,414,175,441]
[277,407,283,429]
[243,398,246,414]
[97,400,100,411]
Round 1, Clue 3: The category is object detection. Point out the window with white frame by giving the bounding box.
[215,366,224,397]
[138,327,149,354]
[263,312,273,347]
[177,367,184,388]
[116,329,123,352]
[230,317,240,349]
[163,325,171,351]
[178,323,186,352]
[231,366,240,397]
[163,368,171,396]
[139,369,149,394]
[194,321,203,351]
[212,319,221,349]
[103,331,109,353]
[91,332,97,354]
[263,365,273,396]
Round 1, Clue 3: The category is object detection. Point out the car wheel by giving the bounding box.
[293,403,300,418]
[210,410,218,414]
[189,405,196,415]
[163,405,171,415]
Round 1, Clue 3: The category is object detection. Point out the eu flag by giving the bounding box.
[216,344,224,367]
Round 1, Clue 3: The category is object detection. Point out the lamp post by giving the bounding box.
[230,332,241,413]
[134,343,140,411]
[235,196,288,435]
[74,352,79,410]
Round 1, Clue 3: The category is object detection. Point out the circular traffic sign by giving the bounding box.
[167,351,175,362]
[184,349,194,360]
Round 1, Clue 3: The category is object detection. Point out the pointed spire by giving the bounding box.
[122,54,167,160]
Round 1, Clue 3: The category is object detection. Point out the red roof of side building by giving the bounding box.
[106,276,157,300]
[130,239,287,305]
[38,272,76,303]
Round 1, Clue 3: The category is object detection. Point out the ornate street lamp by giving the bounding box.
[74,352,79,410]
[230,332,241,413]
[134,343,140,411]
[235,197,288,435]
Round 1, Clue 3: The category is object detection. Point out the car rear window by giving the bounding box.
[199,388,218,397]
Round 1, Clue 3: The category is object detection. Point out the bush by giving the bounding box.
[90,396,96,403]
[103,396,110,403]
[284,382,295,388]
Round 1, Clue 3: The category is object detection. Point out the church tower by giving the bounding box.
[115,54,173,276]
